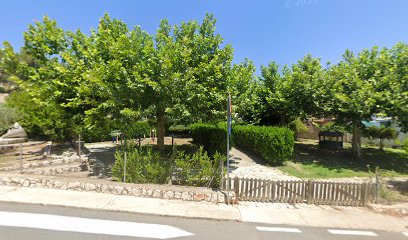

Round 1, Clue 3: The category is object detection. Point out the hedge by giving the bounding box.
[233,125,294,165]
[190,123,227,156]
[168,124,191,137]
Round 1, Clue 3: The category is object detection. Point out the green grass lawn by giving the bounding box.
[278,139,408,179]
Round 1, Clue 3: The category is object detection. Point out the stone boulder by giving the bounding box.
[0,122,27,139]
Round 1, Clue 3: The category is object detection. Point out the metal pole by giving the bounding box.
[226,93,231,205]
[123,133,127,183]
[123,152,127,183]
[19,143,23,174]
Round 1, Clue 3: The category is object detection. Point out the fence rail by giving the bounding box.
[223,177,373,206]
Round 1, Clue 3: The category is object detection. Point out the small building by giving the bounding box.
[318,131,343,150]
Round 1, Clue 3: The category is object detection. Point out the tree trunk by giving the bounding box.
[352,121,362,159]
[157,110,165,150]
[379,138,384,150]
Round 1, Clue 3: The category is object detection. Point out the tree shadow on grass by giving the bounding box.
[292,141,408,175]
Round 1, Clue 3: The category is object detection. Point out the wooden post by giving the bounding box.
[78,134,81,158]
[307,180,314,204]
[19,143,23,174]
[234,177,239,199]
[362,182,370,206]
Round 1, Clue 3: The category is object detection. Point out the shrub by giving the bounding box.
[0,103,21,136]
[168,124,191,137]
[233,125,294,165]
[174,146,224,188]
[288,118,308,140]
[363,126,398,150]
[403,139,408,154]
[190,123,227,155]
[112,144,172,184]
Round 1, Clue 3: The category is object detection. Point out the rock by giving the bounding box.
[22,179,30,187]
[163,191,174,199]
[131,187,141,196]
[181,192,192,201]
[152,190,161,198]
[101,184,108,193]
[67,182,80,190]
[0,122,27,139]
[114,186,124,194]
[174,191,181,199]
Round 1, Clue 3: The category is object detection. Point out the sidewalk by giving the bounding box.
[0,185,406,232]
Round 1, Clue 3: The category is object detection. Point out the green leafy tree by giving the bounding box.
[363,126,398,150]
[328,44,408,158]
[2,14,252,145]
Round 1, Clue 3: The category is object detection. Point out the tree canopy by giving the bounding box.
[1,13,254,145]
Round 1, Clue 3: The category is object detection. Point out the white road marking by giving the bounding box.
[256,226,301,233]
[402,232,408,237]
[328,229,377,236]
[0,211,194,239]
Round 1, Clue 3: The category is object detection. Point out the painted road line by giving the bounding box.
[402,232,408,237]
[328,229,377,236]
[256,226,301,233]
[0,211,194,239]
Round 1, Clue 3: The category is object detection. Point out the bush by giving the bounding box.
[112,144,172,184]
[190,123,227,156]
[174,146,224,188]
[112,143,224,188]
[288,118,308,140]
[0,103,21,136]
[403,139,408,154]
[363,126,398,150]
[233,125,294,165]
[168,124,191,137]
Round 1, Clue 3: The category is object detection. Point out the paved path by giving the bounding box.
[0,202,407,240]
[229,147,297,180]
[0,185,406,233]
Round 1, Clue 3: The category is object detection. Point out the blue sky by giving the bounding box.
[1,0,407,72]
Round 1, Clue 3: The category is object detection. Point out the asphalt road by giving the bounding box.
[0,202,406,240]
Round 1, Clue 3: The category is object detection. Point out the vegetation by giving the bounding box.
[189,123,227,156]
[0,103,21,135]
[167,125,191,137]
[0,14,254,143]
[233,125,294,165]
[112,144,223,187]
[174,147,224,187]
[363,126,398,150]
[278,139,408,178]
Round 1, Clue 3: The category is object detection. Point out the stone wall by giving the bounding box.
[0,174,234,204]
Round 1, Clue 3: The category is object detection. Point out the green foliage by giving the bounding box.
[112,145,172,184]
[5,91,69,141]
[288,118,308,139]
[363,126,398,140]
[363,126,398,150]
[403,139,408,154]
[233,125,294,165]
[111,144,223,187]
[315,122,346,133]
[168,125,190,137]
[0,86,6,93]
[189,123,227,156]
[1,14,253,146]
[174,147,224,188]
[0,103,21,135]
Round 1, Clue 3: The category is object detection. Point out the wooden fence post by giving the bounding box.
[234,177,239,199]
[307,180,314,204]
[362,182,370,206]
